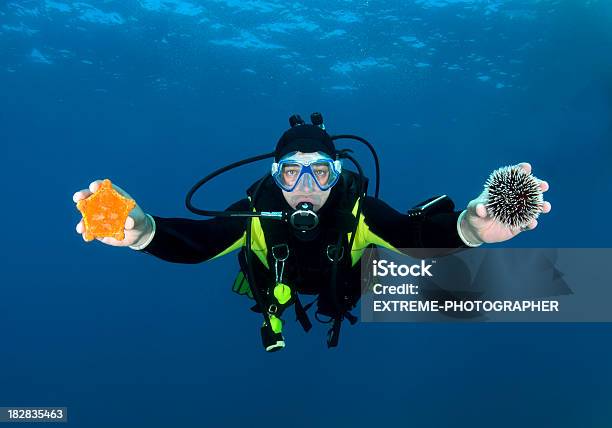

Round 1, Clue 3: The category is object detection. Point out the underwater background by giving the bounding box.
[1,0,611,426]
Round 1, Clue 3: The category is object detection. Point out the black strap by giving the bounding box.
[345,311,358,325]
[303,298,317,313]
[326,311,357,348]
[244,177,277,336]
[327,317,342,348]
[327,194,364,347]
[294,295,313,332]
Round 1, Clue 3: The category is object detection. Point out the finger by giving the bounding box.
[96,237,108,245]
[89,180,104,193]
[526,218,538,230]
[76,220,84,234]
[539,180,549,192]
[82,233,94,242]
[96,236,123,246]
[518,162,532,175]
[73,189,92,203]
[541,201,551,214]
[125,216,135,230]
[475,203,488,218]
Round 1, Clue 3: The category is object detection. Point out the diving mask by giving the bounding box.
[271,152,342,192]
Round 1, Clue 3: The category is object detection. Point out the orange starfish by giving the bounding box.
[77,179,136,241]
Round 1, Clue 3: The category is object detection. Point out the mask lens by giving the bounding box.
[311,162,332,188]
[279,163,303,190]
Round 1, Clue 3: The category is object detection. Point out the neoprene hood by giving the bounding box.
[274,124,336,161]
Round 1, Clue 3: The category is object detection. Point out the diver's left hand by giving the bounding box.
[460,162,552,245]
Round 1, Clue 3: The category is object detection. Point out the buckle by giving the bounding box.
[326,244,344,262]
[271,244,289,262]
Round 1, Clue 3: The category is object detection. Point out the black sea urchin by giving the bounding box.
[484,165,544,230]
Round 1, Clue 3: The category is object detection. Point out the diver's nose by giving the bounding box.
[297,173,315,192]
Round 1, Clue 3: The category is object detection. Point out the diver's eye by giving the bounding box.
[282,166,301,184]
[312,166,330,177]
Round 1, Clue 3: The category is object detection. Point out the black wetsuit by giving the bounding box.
[143,197,467,263]
[141,174,470,313]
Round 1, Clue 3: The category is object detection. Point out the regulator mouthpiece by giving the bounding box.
[289,202,319,231]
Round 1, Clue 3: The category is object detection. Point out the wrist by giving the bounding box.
[129,213,156,250]
[457,210,483,247]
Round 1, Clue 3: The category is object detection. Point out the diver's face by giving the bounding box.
[281,152,331,212]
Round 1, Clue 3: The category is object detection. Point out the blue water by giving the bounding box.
[1,1,611,426]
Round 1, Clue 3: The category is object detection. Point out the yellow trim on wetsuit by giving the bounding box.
[347,199,402,266]
[250,216,269,269]
[211,233,245,261]
[212,198,399,269]
[209,220,269,269]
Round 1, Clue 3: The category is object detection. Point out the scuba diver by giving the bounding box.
[73,113,552,352]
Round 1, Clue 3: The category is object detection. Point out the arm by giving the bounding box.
[356,162,552,252]
[140,199,250,264]
[360,195,472,250]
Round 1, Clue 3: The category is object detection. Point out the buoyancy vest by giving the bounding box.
[232,170,369,328]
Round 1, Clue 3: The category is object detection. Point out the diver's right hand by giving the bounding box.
[73,180,154,248]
